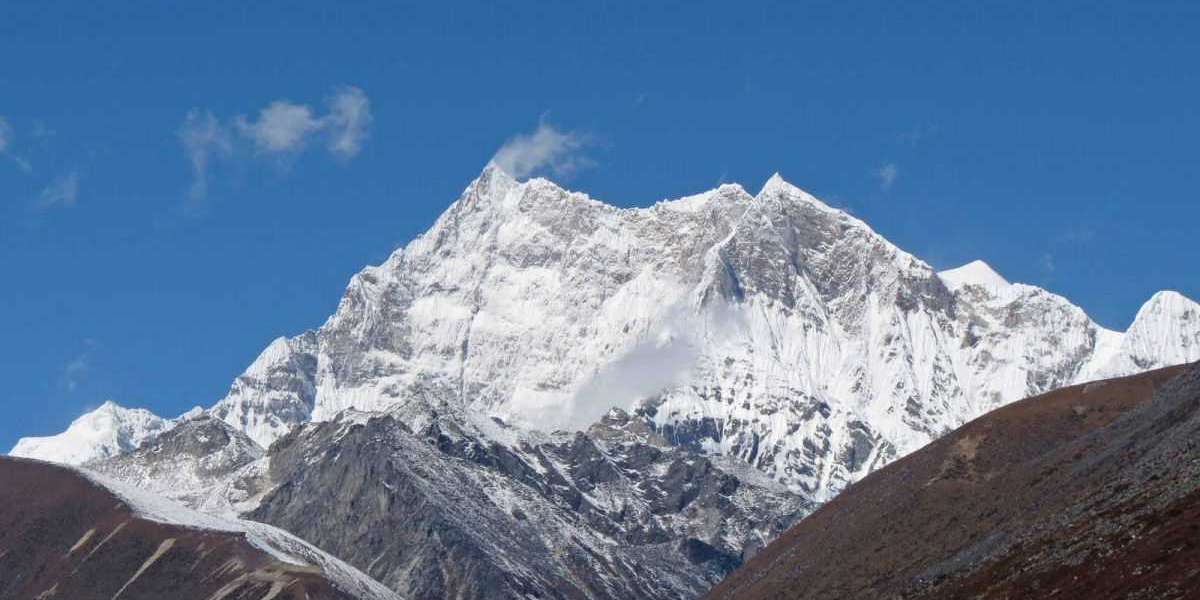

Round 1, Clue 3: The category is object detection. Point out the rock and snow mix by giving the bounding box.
[12,164,1200,503]
[8,164,1199,598]
[77,467,402,600]
[9,164,1200,576]
[203,165,1200,499]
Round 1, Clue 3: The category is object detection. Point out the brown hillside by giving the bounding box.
[0,457,373,600]
[707,363,1200,600]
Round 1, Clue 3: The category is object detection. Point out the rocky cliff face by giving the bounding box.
[88,414,270,517]
[246,396,806,599]
[210,332,320,447]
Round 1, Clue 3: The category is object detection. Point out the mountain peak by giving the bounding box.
[1081,289,1200,380]
[755,172,847,221]
[460,161,520,207]
[9,402,173,465]
[758,172,810,200]
[760,172,788,193]
[480,159,515,180]
[1126,288,1199,338]
[1141,289,1198,312]
[1128,290,1199,333]
[939,260,1011,292]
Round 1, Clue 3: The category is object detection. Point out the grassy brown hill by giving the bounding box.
[707,363,1200,600]
[0,457,391,600]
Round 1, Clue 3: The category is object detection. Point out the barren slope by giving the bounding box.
[708,363,1200,600]
[0,457,397,600]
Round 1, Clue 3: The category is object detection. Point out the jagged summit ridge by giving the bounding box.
[12,166,1199,505]
[197,166,1197,492]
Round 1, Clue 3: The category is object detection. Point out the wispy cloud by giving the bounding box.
[1040,253,1056,274]
[0,116,33,173]
[179,86,373,204]
[31,120,55,141]
[897,123,937,146]
[0,117,11,153]
[59,339,97,392]
[1037,225,1096,283]
[37,171,80,209]
[877,162,898,190]
[1055,227,1096,245]
[179,110,233,204]
[325,86,372,159]
[492,119,591,180]
[62,355,89,391]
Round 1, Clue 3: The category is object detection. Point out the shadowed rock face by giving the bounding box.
[707,363,1200,600]
[247,403,808,600]
[0,457,378,600]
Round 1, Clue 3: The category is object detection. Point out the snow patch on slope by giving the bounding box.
[77,468,402,600]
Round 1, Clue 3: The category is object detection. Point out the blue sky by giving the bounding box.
[2,1,1198,450]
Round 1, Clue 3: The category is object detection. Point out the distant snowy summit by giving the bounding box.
[10,400,202,465]
[938,259,1011,293]
[11,165,1200,508]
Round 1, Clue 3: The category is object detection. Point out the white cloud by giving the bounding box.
[492,120,591,179]
[561,327,698,430]
[38,171,80,209]
[179,86,373,202]
[325,86,372,159]
[508,302,747,432]
[877,162,898,190]
[235,87,373,158]
[237,100,322,154]
[179,109,232,203]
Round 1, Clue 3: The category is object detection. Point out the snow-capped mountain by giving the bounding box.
[13,165,1200,502]
[9,400,198,465]
[1084,290,1199,379]
[10,164,1200,599]
[201,164,1200,498]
